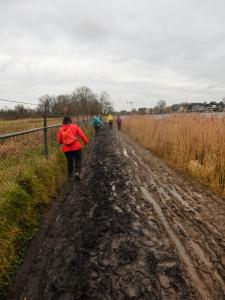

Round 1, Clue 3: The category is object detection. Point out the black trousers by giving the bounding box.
[94,125,100,136]
[64,150,81,177]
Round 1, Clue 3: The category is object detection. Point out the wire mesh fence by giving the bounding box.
[0,120,88,197]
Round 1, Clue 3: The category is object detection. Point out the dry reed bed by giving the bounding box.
[123,114,225,195]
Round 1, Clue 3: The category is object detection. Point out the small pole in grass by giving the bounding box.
[43,100,48,159]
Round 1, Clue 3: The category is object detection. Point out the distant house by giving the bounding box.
[119,110,128,115]
[138,108,147,114]
[205,105,215,112]
[147,108,154,114]
[191,105,205,112]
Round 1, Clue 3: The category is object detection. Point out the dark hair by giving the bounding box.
[63,116,72,124]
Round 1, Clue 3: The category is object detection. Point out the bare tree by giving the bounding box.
[99,91,113,114]
[156,100,166,114]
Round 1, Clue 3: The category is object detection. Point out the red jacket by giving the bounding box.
[57,124,88,152]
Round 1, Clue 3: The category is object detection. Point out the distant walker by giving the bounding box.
[107,114,114,129]
[116,115,122,131]
[92,115,103,136]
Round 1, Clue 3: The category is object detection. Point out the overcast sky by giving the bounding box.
[1,0,225,110]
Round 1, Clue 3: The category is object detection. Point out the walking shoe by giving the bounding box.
[75,172,81,181]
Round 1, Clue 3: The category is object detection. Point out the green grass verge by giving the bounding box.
[0,152,67,297]
[0,124,94,298]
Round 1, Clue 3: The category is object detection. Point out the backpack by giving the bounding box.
[93,118,101,127]
[61,127,77,145]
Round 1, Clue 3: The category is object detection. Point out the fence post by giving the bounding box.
[43,101,48,159]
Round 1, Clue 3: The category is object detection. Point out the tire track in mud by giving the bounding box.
[119,132,225,299]
[141,187,210,300]
[7,127,225,300]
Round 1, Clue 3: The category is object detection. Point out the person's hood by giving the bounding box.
[61,124,72,131]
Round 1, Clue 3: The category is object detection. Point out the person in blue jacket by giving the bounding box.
[92,115,102,136]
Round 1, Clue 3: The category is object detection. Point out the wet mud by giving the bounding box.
[7,125,225,300]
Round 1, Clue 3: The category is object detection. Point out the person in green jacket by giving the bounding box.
[92,115,102,136]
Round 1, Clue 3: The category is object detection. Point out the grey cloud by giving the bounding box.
[1,0,225,110]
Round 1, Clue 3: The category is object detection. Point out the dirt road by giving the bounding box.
[8,125,225,300]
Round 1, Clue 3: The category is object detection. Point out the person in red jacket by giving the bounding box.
[57,116,88,181]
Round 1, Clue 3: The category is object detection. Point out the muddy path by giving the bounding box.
[7,125,225,300]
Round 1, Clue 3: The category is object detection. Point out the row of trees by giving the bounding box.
[0,87,113,120]
[0,106,37,120]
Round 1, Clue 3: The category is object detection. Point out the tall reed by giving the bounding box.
[123,114,225,195]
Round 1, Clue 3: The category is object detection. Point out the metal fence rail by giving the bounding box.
[0,121,87,196]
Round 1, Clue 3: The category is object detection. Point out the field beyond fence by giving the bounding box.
[0,117,63,135]
[123,114,225,196]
